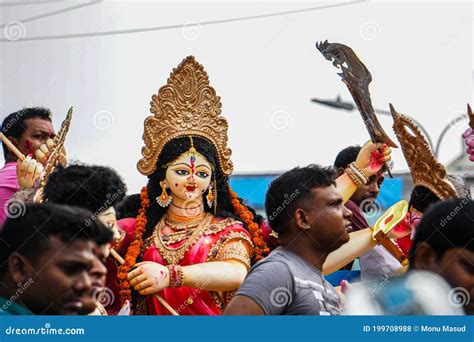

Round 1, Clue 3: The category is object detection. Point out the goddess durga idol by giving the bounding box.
[111,56,270,315]
[109,56,393,315]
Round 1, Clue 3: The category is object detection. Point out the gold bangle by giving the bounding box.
[344,168,362,187]
[349,162,369,184]
[166,265,185,288]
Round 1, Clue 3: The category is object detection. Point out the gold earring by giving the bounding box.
[157,182,172,207]
[206,185,213,208]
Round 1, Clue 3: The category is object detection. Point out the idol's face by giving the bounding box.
[98,208,120,243]
[165,152,212,203]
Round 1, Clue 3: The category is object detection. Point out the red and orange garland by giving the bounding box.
[229,187,270,262]
[117,186,150,306]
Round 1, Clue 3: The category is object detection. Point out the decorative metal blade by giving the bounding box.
[34,107,73,202]
[316,40,398,148]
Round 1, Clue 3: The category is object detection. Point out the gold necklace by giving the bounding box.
[154,213,213,265]
[160,229,193,245]
[164,217,201,230]
[165,211,205,230]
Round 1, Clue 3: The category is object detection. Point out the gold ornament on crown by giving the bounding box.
[137,56,233,176]
[390,103,457,200]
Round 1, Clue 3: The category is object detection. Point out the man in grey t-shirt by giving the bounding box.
[235,247,342,315]
[224,144,391,315]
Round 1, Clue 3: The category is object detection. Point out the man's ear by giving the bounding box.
[292,208,311,231]
[8,253,33,284]
[412,242,438,271]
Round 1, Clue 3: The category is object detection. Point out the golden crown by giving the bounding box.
[390,104,457,200]
[137,56,233,176]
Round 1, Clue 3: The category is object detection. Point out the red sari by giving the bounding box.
[109,214,252,315]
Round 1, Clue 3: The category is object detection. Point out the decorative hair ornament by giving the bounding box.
[390,103,457,200]
[137,56,233,176]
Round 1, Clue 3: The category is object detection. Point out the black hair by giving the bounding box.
[408,198,474,266]
[0,203,113,276]
[334,145,361,169]
[265,164,336,235]
[409,185,441,213]
[116,194,141,220]
[43,164,127,214]
[1,107,52,159]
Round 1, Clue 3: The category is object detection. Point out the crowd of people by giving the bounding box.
[0,56,472,316]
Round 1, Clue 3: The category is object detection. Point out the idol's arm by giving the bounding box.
[128,240,251,295]
[335,173,359,204]
[322,228,376,275]
[182,260,247,291]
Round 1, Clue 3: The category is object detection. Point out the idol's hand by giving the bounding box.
[34,138,67,166]
[354,141,391,177]
[127,261,170,295]
[16,154,44,189]
[462,128,474,161]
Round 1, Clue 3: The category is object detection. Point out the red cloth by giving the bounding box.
[344,200,369,231]
[107,216,252,315]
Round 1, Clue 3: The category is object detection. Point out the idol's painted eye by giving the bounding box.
[195,171,209,178]
[175,169,190,176]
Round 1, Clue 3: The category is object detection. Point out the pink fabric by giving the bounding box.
[463,128,474,161]
[0,162,19,227]
[108,216,251,315]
